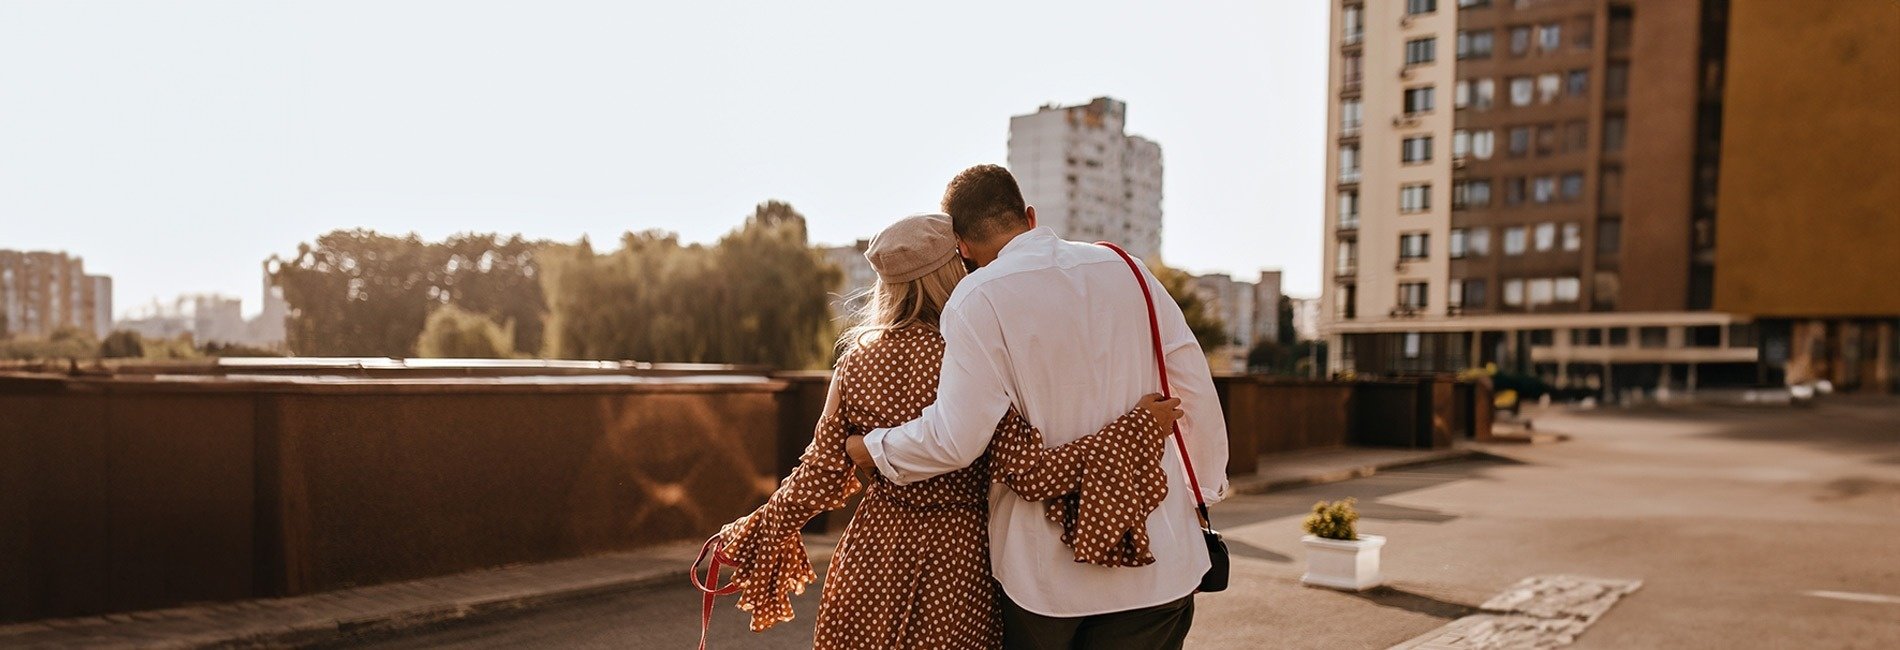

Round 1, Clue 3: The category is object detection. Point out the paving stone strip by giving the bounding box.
[1390,575,1643,650]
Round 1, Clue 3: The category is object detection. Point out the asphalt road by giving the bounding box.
[334,397,1900,649]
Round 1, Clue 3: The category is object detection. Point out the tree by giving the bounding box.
[541,202,841,369]
[416,304,518,358]
[269,230,551,357]
[99,330,146,358]
[1146,261,1230,353]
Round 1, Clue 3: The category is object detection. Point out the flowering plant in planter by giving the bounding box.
[1301,498,1385,591]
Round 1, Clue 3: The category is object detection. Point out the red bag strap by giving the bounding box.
[1097,242,1211,526]
[690,534,741,650]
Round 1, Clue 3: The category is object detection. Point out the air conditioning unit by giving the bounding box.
[1391,115,1420,128]
[1452,157,1468,169]
[1399,67,1416,80]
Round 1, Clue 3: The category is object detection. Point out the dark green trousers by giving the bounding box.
[1001,592,1195,650]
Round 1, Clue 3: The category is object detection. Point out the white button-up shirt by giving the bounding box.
[863,227,1229,618]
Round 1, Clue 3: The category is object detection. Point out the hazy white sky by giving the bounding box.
[0,0,1326,317]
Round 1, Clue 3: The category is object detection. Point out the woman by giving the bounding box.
[713,213,1176,649]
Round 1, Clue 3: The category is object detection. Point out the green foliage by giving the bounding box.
[416,304,518,358]
[1247,339,1328,376]
[541,201,842,369]
[1147,261,1230,353]
[99,330,146,359]
[200,341,286,358]
[0,326,99,361]
[269,231,549,357]
[1303,498,1360,541]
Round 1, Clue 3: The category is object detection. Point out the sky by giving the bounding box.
[0,0,1327,318]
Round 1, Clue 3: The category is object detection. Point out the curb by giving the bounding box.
[1229,448,1486,496]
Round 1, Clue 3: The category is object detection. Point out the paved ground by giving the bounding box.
[339,397,1900,649]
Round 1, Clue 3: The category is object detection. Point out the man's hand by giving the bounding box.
[845,435,877,471]
[1136,393,1185,436]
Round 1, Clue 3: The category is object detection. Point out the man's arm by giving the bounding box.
[1146,267,1230,503]
[852,296,1014,485]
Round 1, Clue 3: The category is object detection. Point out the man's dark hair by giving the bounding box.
[942,164,1029,242]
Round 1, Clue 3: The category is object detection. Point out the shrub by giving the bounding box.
[99,330,146,359]
[416,304,517,358]
[1303,498,1360,541]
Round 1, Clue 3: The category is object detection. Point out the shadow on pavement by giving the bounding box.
[1213,456,1523,531]
[1345,586,1478,620]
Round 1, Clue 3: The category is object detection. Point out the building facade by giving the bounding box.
[819,240,879,322]
[0,250,112,339]
[1711,0,1899,393]
[1322,0,1759,396]
[1192,270,1286,372]
[1009,97,1165,260]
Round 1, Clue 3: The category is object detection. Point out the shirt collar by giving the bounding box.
[995,226,1056,262]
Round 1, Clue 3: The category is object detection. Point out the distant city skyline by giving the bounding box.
[0,0,1327,318]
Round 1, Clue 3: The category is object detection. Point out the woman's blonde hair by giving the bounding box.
[838,257,968,352]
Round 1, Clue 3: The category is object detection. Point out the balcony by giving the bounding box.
[1339,169,1362,184]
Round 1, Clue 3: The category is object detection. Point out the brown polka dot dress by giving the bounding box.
[716,325,1170,649]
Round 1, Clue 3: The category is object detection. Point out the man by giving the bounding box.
[845,164,1228,649]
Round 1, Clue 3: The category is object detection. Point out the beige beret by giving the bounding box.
[865,213,960,284]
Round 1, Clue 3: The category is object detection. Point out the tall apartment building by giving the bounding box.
[1322,0,1758,396]
[1192,270,1286,372]
[1712,0,1899,393]
[1009,97,1165,261]
[0,250,113,339]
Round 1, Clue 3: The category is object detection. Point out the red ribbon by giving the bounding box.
[691,534,741,650]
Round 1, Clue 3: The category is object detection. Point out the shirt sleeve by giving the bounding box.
[862,295,1014,486]
[1145,266,1231,503]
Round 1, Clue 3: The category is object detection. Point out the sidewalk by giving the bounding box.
[0,446,1476,649]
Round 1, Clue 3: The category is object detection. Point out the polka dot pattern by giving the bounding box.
[715,326,1170,647]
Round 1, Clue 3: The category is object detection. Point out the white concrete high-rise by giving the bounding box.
[1008,97,1164,260]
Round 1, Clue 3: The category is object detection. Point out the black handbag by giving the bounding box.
[1100,242,1230,593]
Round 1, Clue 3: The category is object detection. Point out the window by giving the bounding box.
[1340,99,1363,135]
[1404,332,1422,358]
[1449,281,1463,308]
[1508,126,1531,156]
[1538,23,1562,52]
[1407,0,1438,15]
[1400,232,1431,260]
[1504,226,1527,255]
[1533,176,1556,204]
[1567,69,1589,97]
[1398,282,1429,309]
[1453,179,1492,208]
[1504,176,1526,205]
[1474,79,1495,110]
[1450,228,1469,258]
[1467,227,1491,256]
[1338,283,1358,319]
[1452,130,1470,159]
[1560,172,1584,201]
[1565,120,1589,152]
[1598,219,1622,254]
[1509,76,1534,106]
[1503,279,1525,306]
[1573,328,1604,347]
[1402,136,1433,163]
[1459,0,1490,7]
[1528,278,1555,305]
[1600,167,1623,211]
[1342,5,1364,44]
[1336,240,1358,274]
[1404,86,1436,114]
[1534,223,1557,251]
[1473,130,1495,159]
[1461,279,1488,308]
[1640,326,1670,348]
[1457,30,1494,59]
[1535,124,1557,156]
[1405,38,1438,65]
[1606,63,1629,100]
[1454,80,1471,108]
[1562,223,1582,251]
[1608,8,1633,52]
[1343,54,1364,88]
[1339,145,1360,182]
[1400,184,1432,213]
[1509,26,1532,56]
[1538,73,1562,103]
[1555,277,1581,302]
[1337,190,1360,229]
[1603,115,1626,152]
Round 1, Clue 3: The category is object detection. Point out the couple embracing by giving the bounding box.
[710,164,1229,649]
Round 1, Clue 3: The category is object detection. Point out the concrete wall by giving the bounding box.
[2,370,1487,622]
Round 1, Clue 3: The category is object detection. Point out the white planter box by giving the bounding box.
[1301,534,1385,591]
